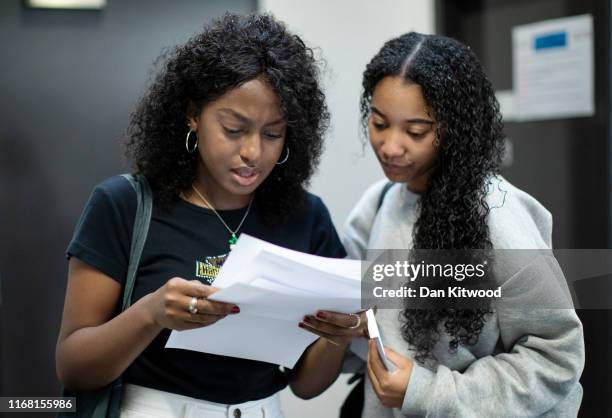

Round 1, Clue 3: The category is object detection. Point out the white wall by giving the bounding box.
[260,0,435,233]
[258,1,435,417]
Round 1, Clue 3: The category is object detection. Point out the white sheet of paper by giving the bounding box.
[166,310,318,368]
[165,235,365,368]
[248,251,361,298]
[513,14,594,121]
[208,282,360,322]
[214,234,361,289]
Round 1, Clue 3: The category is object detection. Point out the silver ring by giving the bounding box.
[348,313,361,329]
[188,296,198,314]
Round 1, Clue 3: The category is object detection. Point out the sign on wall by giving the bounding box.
[512,14,594,121]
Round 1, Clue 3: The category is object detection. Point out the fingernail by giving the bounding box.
[231,306,240,314]
[316,311,327,319]
[298,322,305,328]
[303,316,312,324]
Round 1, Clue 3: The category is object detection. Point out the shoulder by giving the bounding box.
[89,175,138,212]
[341,179,392,259]
[303,190,324,208]
[77,175,139,232]
[93,175,137,201]
[346,179,391,221]
[67,175,139,283]
[301,191,332,221]
[300,191,346,257]
[485,176,553,249]
[361,179,392,206]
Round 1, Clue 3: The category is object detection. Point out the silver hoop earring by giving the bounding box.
[276,147,289,165]
[433,136,440,147]
[185,130,198,153]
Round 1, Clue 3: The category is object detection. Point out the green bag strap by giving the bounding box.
[119,174,153,311]
[57,175,152,418]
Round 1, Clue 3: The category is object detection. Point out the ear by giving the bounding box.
[186,101,200,132]
[186,115,198,131]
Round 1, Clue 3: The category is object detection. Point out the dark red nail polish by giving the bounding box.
[316,311,327,319]
[231,306,240,314]
[302,316,311,324]
[298,322,305,328]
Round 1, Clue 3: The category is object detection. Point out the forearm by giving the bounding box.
[56,294,162,390]
[288,338,349,399]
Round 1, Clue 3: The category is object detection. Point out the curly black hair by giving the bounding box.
[125,13,329,224]
[360,33,505,362]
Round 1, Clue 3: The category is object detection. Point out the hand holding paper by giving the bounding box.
[165,235,365,368]
[146,277,237,331]
[298,309,368,347]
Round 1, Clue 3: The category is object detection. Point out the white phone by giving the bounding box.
[366,309,396,372]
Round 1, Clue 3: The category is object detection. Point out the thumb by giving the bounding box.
[384,346,412,368]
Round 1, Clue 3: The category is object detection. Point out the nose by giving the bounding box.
[239,133,262,166]
[379,128,406,161]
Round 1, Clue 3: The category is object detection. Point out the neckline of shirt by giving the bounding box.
[399,183,420,206]
[177,196,254,216]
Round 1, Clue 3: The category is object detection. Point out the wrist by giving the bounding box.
[135,294,163,332]
[320,337,350,352]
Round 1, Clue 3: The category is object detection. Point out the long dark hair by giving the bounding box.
[361,33,505,362]
[125,13,329,224]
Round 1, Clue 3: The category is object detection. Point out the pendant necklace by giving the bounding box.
[191,184,253,250]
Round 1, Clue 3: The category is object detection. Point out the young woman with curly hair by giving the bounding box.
[55,13,365,418]
[341,32,585,417]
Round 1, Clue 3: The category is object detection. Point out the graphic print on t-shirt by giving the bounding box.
[195,253,228,284]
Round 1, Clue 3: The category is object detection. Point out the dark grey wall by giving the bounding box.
[0,0,256,404]
[439,0,611,249]
[438,1,612,416]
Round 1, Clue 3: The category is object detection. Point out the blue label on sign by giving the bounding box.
[534,32,567,50]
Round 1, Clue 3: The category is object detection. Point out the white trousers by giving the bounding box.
[119,383,285,418]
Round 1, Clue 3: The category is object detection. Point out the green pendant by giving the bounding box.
[228,233,238,248]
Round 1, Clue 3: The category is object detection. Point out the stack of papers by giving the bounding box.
[166,235,363,368]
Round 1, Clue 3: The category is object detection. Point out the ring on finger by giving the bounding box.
[348,313,361,329]
[188,296,199,314]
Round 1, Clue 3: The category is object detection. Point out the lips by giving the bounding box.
[231,167,260,187]
[382,162,413,173]
[233,166,258,177]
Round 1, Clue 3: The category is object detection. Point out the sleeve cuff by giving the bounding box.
[67,240,125,284]
[401,363,435,415]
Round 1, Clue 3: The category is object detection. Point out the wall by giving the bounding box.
[258,2,435,416]
[259,0,436,233]
[0,0,256,405]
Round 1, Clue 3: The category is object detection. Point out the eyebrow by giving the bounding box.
[217,108,286,126]
[371,106,434,125]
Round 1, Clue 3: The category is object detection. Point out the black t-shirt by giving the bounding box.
[66,175,346,403]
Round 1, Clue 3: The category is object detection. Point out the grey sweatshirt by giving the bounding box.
[343,177,585,418]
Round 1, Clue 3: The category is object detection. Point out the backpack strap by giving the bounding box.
[376,182,394,212]
[119,174,153,311]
